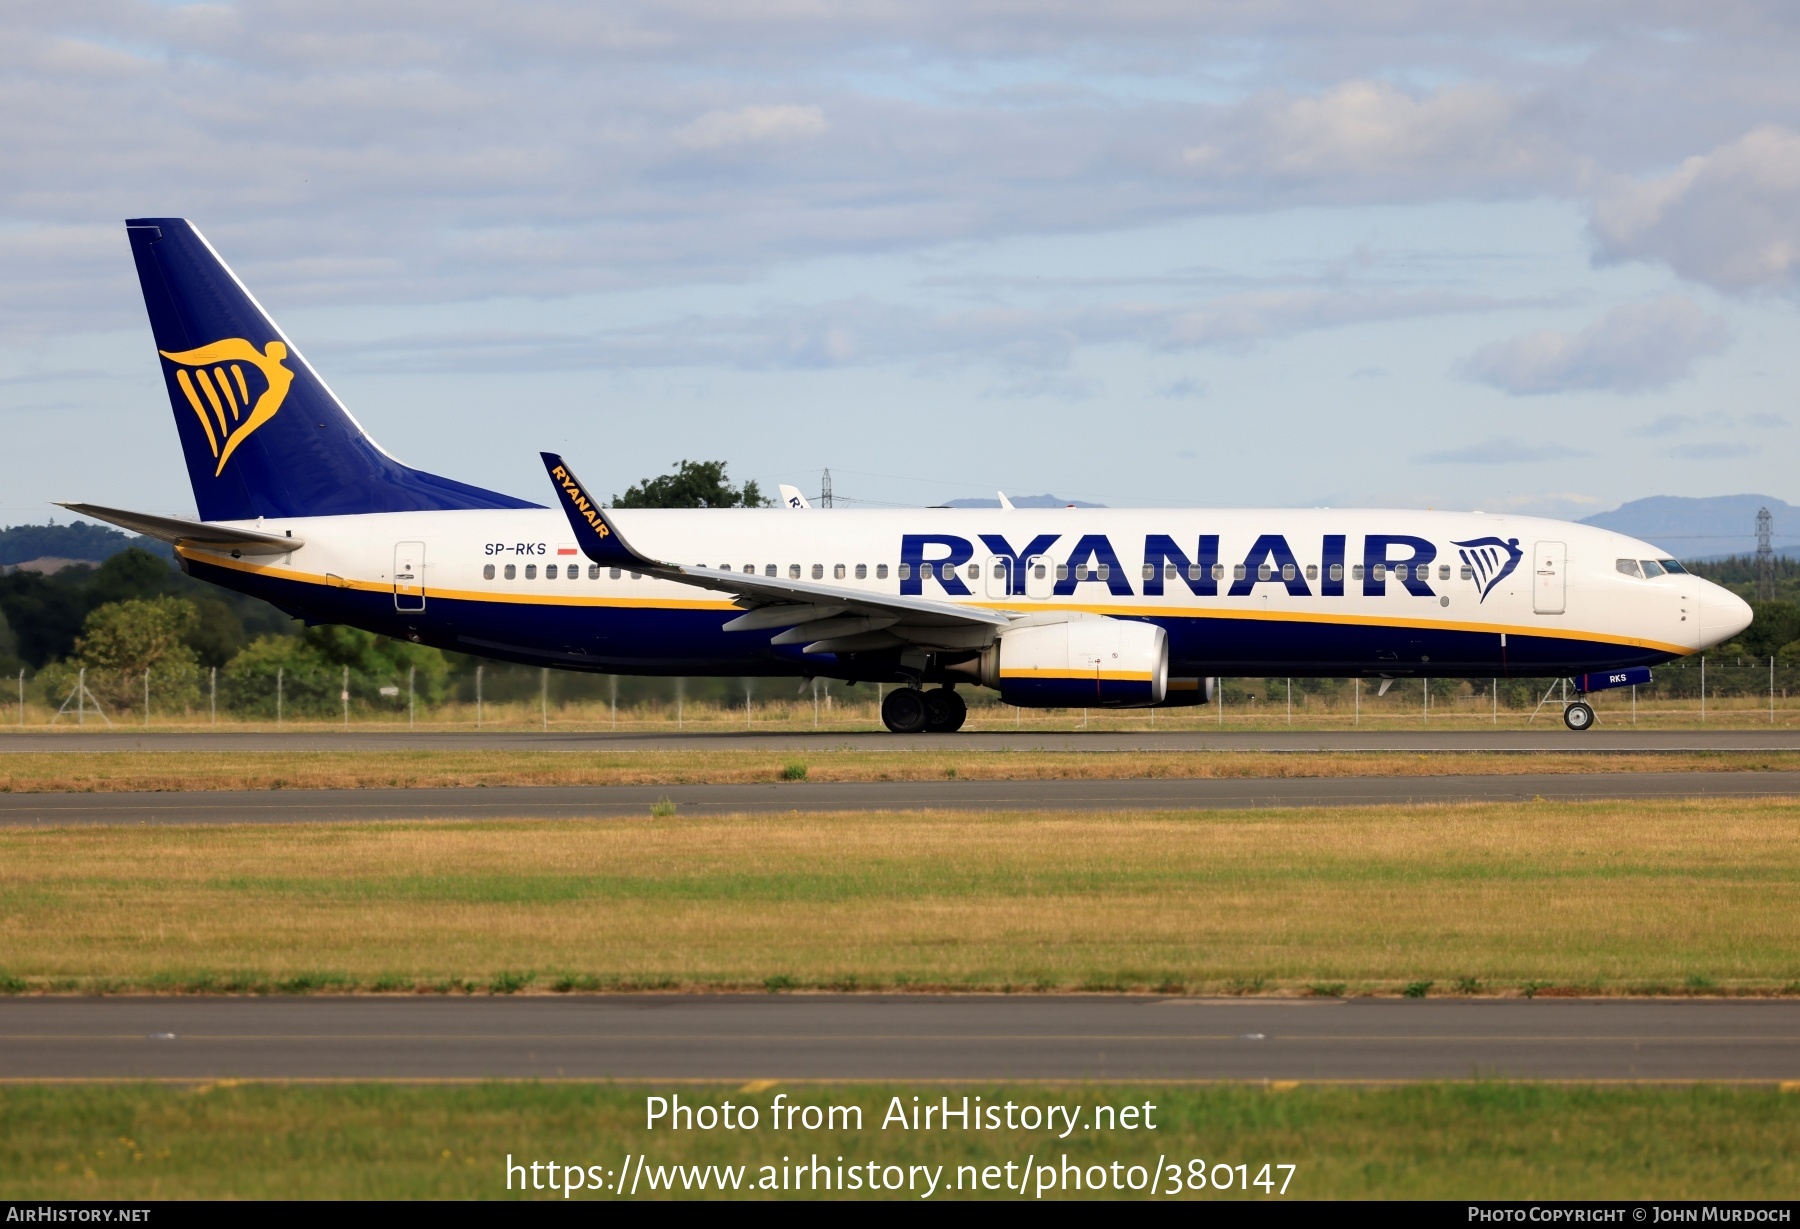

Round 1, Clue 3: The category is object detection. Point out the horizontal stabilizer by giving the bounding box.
[56,502,303,555]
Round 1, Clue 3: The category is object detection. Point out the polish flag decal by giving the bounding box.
[557,546,578,555]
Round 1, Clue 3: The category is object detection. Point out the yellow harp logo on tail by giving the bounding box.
[159,339,295,476]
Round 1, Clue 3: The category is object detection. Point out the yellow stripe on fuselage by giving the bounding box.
[177,547,1691,654]
[999,668,1155,681]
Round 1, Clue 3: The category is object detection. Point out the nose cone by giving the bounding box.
[1699,583,1754,649]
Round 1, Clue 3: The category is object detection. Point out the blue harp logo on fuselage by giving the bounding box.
[1453,535,1523,603]
[159,339,295,477]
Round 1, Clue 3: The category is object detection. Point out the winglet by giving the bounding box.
[997,490,1015,511]
[540,452,642,567]
[778,483,813,510]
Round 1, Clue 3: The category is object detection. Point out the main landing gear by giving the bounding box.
[881,686,967,734]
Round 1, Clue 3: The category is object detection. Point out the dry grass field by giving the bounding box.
[2,798,1796,995]
[0,747,1796,793]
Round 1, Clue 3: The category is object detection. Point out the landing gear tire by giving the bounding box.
[881,686,931,734]
[1563,700,1595,732]
[923,687,967,733]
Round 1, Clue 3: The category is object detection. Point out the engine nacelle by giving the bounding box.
[958,617,1168,708]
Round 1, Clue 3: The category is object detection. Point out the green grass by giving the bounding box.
[0,1082,1794,1200]
[3,798,1800,994]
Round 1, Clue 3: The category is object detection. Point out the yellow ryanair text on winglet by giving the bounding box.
[549,464,611,539]
[159,338,294,476]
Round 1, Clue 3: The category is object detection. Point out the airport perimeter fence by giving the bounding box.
[5,656,1800,732]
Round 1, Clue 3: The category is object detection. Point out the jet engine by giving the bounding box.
[953,616,1167,708]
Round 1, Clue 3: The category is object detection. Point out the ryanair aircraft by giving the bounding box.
[64,218,1752,733]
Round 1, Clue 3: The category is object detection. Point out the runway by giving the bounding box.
[4,770,1800,825]
[3,729,1798,754]
[3,997,1794,1082]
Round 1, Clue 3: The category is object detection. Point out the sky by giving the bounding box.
[4,2,1800,526]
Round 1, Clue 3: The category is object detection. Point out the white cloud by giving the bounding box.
[1414,436,1593,464]
[1181,80,1563,192]
[1457,296,1729,395]
[1590,126,1800,294]
[675,105,826,149]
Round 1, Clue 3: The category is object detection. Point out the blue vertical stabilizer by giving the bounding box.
[125,218,538,521]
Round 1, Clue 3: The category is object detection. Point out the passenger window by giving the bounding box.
[1280,564,1295,581]
[1372,564,1385,580]
[1234,564,1247,581]
[1640,559,1665,577]
[1185,565,1200,581]
[1034,564,1047,579]
[1257,564,1272,581]
[525,564,537,580]
[504,564,516,580]
[765,564,776,577]
[896,563,910,580]
[878,564,890,579]
[610,567,621,579]
[967,563,980,581]
[992,562,1005,579]
[1460,565,1473,580]
[1329,563,1343,582]
[1056,564,1069,581]
[1438,564,1450,580]
[811,563,823,579]
[1393,563,1407,581]
[1352,564,1365,580]
[1211,563,1225,581]
[920,562,935,580]
[629,571,641,580]
[570,566,579,581]
[1305,564,1317,581]
[1143,565,1156,580]
[855,564,867,579]
[589,565,600,579]
[1096,564,1110,580]
[1074,564,1089,580]
[483,563,495,580]
[546,564,558,579]
[788,564,801,579]
[834,564,846,579]
[1616,558,1644,578]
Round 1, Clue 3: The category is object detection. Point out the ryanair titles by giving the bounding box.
[549,464,612,540]
[900,532,1523,602]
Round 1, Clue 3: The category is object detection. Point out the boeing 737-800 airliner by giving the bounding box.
[61,219,1752,733]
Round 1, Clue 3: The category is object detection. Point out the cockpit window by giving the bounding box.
[1616,558,1644,579]
[1639,559,1666,578]
[1658,559,1687,574]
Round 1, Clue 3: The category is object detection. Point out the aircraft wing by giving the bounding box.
[540,453,1008,653]
[55,502,303,555]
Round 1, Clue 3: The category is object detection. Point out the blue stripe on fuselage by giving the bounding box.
[184,557,1679,680]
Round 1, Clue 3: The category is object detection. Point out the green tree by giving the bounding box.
[611,460,771,509]
[52,596,204,716]
[223,626,451,718]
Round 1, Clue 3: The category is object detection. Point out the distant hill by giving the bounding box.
[1578,495,1800,562]
[0,520,173,569]
[942,494,1107,509]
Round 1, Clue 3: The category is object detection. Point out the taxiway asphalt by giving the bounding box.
[3,729,1799,754]
[2,996,1794,1082]
[2,770,1799,826]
